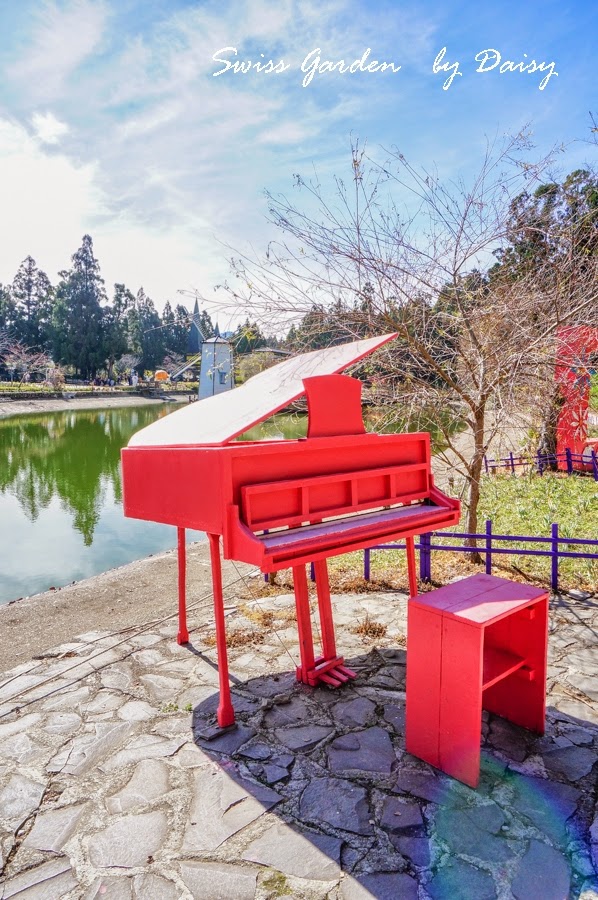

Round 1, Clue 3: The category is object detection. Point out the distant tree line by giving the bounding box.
[0,235,201,379]
[0,234,286,382]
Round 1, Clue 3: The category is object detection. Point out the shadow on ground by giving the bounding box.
[190,646,598,900]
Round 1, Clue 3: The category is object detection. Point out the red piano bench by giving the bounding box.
[405,574,549,788]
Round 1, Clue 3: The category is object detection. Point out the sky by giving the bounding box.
[0,0,596,327]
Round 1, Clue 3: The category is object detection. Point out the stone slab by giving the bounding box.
[341,872,418,900]
[46,722,132,776]
[0,774,45,831]
[380,796,423,832]
[84,877,133,898]
[426,859,497,900]
[274,724,334,752]
[182,765,281,852]
[1,857,77,899]
[23,802,88,852]
[101,733,186,770]
[179,861,257,900]
[328,726,395,775]
[299,777,373,836]
[243,821,342,880]
[117,700,157,722]
[105,759,170,813]
[542,745,596,781]
[133,873,181,899]
[88,810,168,868]
[511,839,571,900]
[333,696,376,728]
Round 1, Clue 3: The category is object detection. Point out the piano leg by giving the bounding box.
[406,535,418,598]
[293,560,356,689]
[208,533,235,728]
[293,564,316,684]
[177,527,190,644]
[313,559,337,660]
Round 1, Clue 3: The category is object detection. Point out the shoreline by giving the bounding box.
[0,541,256,672]
[0,392,189,418]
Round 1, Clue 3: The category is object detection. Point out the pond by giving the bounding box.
[0,401,455,605]
[0,404,187,605]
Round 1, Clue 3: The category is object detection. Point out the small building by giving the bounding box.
[198,336,234,400]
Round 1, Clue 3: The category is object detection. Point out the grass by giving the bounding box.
[262,871,290,898]
[474,471,597,589]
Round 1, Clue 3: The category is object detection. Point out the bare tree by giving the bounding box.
[0,339,54,387]
[208,131,597,554]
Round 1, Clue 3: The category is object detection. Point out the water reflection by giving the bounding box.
[1,406,170,545]
[0,405,177,603]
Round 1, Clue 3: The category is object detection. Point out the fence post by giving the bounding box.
[551,523,559,592]
[536,450,543,475]
[420,532,431,582]
[484,455,489,475]
[565,447,573,475]
[509,452,516,473]
[364,549,371,582]
[485,520,492,575]
[592,449,598,482]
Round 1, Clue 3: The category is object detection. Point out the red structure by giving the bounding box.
[121,334,460,727]
[405,573,548,788]
[555,325,598,469]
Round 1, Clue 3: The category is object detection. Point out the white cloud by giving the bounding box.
[0,118,103,279]
[31,111,69,144]
[12,0,109,100]
[0,116,228,308]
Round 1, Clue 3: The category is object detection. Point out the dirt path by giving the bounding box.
[0,393,188,418]
[0,542,257,672]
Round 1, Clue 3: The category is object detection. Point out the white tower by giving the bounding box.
[198,337,234,400]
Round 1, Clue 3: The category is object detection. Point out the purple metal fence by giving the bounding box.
[483,447,598,480]
[363,520,598,592]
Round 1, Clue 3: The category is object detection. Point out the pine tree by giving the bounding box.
[11,256,53,349]
[52,235,107,378]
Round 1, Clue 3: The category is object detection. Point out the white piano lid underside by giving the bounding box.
[127,332,397,447]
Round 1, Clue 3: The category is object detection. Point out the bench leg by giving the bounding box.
[406,535,418,597]
[176,527,189,644]
[208,533,235,728]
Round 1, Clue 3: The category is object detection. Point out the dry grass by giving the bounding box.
[203,628,266,649]
[237,602,275,629]
[351,614,388,641]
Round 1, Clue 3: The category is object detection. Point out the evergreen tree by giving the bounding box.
[52,235,107,378]
[126,288,163,373]
[11,256,53,349]
[231,319,266,354]
[161,302,192,358]
[104,283,134,379]
[0,284,17,336]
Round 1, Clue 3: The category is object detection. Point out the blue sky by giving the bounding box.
[0,0,595,324]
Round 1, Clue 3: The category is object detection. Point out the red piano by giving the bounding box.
[122,333,460,727]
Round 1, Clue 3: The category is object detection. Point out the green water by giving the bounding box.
[0,404,188,604]
[0,403,452,605]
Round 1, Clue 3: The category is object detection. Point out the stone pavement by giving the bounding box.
[0,583,597,899]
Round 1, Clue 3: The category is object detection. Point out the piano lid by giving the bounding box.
[127,332,397,447]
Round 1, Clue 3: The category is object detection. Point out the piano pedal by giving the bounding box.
[299,656,358,689]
